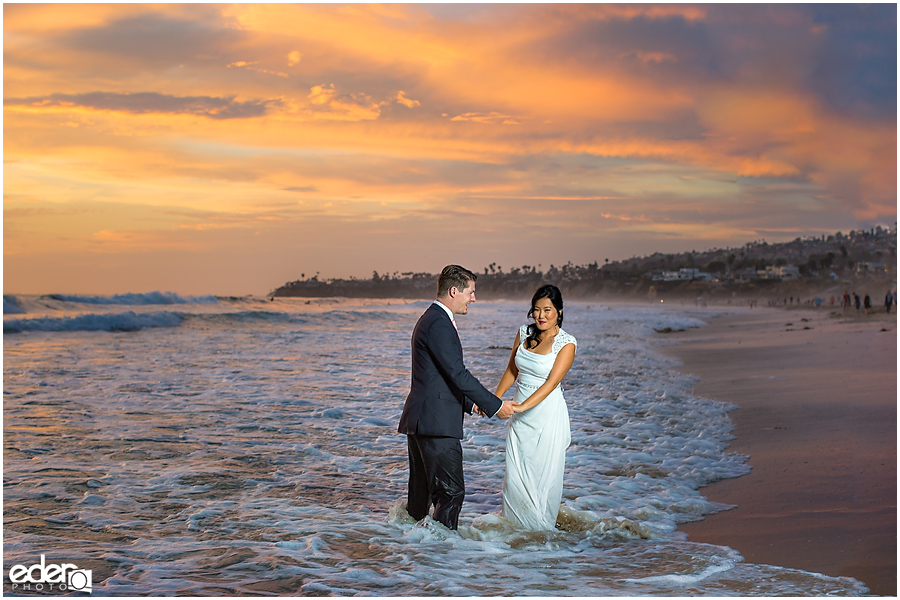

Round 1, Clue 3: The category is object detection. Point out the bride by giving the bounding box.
[493,284,576,530]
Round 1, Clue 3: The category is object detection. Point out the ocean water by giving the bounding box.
[3,293,867,596]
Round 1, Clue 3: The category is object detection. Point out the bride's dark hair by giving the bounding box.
[524,284,564,350]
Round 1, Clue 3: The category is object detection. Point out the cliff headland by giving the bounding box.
[271,228,897,305]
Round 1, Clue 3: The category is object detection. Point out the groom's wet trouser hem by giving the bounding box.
[406,434,465,530]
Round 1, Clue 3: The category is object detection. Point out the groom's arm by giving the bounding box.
[427,318,503,417]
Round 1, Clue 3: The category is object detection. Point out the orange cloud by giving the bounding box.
[395,91,420,109]
[3,3,895,295]
[618,51,678,64]
[450,112,521,125]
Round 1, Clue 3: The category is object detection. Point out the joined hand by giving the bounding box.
[474,400,518,418]
[495,400,517,419]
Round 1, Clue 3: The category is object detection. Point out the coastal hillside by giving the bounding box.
[271,227,897,302]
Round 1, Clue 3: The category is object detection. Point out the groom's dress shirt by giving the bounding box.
[398,302,502,438]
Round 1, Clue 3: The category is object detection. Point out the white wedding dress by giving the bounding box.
[502,325,576,530]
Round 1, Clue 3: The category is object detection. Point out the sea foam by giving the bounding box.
[1,299,868,596]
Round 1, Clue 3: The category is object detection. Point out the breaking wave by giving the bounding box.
[4,295,27,315]
[46,291,219,305]
[4,311,186,333]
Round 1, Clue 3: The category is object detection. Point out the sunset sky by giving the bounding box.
[4,3,897,295]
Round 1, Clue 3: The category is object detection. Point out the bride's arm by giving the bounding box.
[513,344,575,413]
[493,332,521,398]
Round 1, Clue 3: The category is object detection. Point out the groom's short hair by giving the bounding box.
[437,265,477,298]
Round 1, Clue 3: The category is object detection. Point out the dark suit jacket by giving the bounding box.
[398,303,502,438]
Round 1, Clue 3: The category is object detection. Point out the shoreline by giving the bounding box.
[660,307,896,596]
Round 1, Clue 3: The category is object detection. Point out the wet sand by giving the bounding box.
[662,306,896,596]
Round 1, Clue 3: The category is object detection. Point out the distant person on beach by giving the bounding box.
[854,293,861,313]
[491,284,576,530]
[864,294,871,314]
[885,291,893,313]
[398,265,516,530]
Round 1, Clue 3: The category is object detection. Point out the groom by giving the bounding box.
[398,264,516,530]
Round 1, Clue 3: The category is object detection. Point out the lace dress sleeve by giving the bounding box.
[552,329,577,354]
[519,324,529,345]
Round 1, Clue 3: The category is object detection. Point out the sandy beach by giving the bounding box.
[662,306,897,596]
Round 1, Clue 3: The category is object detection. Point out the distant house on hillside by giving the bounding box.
[758,265,800,281]
[651,267,714,282]
[856,262,887,274]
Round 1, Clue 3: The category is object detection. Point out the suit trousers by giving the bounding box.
[406,434,465,530]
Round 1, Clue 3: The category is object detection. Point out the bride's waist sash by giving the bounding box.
[516,377,561,393]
